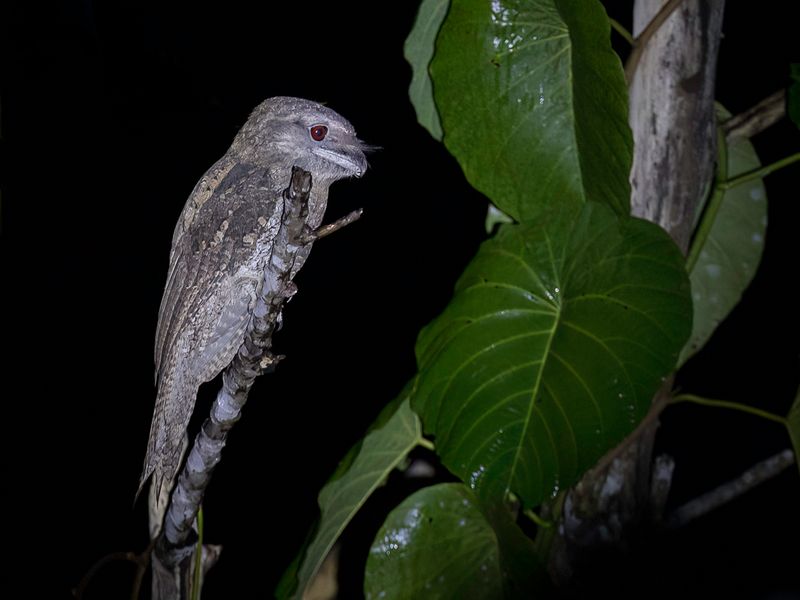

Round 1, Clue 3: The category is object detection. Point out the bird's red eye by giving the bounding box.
[310,125,328,141]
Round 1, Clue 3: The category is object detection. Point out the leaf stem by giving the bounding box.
[418,437,435,451]
[523,508,554,529]
[687,148,800,272]
[609,18,633,45]
[719,152,800,191]
[191,506,204,600]
[671,394,787,426]
[686,127,728,273]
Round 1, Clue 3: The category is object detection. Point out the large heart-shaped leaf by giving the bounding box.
[365,484,503,599]
[277,397,423,600]
[679,108,768,365]
[365,483,544,599]
[430,0,632,222]
[404,0,449,140]
[413,202,691,506]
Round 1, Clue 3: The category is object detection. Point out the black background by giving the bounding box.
[1,1,798,598]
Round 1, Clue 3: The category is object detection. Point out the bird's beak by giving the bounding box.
[313,142,370,178]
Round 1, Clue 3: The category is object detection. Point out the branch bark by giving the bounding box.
[722,89,786,140]
[628,0,725,254]
[666,449,795,527]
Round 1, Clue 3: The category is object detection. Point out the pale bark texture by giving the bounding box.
[549,1,726,593]
[722,89,786,141]
[629,0,725,253]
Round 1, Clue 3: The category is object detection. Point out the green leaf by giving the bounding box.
[430,0,632,223]
[365,484,503,599]
[788,386,800,477]
[413,202,691,507]
[277,398,423,599]
[404,0,449,140]
[364,483,545,599]
[679,107,768,365]
[788,63,800,130]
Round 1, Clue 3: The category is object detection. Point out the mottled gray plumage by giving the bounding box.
[140,97,368,499]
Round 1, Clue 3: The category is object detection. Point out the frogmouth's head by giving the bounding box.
[232,96,372,184]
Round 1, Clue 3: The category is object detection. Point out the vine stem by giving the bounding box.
[523,508,554,529]
[686,127,729,273]
[608,18,633,45]
[719,152,800,191]
[671,394,787,425]
[686,146,800,273]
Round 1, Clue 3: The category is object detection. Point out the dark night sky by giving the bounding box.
[1,2,798,598]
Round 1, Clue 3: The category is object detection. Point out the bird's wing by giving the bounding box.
[154,157,238,380]
[142,160,283,496]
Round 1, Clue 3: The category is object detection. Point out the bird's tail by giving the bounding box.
[137,377,194,537]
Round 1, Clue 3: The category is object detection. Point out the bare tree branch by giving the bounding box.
[666,449,796,528]
[722,89,786,140]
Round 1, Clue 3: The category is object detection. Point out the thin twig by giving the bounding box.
[301,208,363,243]
[722,89,786,140]
[130,546,151,600]
[624,0,686,83]
[666,449,796,528]
[72,548,151,600]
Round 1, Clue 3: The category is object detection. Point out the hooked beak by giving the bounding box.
[312,139,377,178]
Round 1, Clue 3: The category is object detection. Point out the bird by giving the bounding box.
[139,96,369,510]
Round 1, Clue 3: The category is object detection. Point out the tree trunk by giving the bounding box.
[548,1,725,593]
